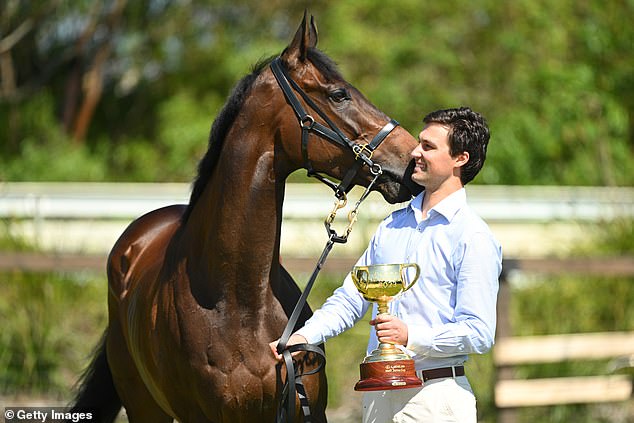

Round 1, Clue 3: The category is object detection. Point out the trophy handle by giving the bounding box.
[400,263,420,292]
[351,268,369,295]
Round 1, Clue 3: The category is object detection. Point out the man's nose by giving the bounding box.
[410,144,422,159]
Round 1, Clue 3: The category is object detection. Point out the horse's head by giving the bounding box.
[271,13,421,204]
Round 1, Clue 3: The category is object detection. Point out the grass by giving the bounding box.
[0,270,107,398]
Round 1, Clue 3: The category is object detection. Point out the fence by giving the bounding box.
[495,258,634,422]
[494,332,634,408]
[1,182,633,258]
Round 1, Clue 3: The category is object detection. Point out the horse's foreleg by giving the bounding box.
[106,316,173,423]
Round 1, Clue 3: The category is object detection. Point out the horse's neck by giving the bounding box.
[182,133,285,303]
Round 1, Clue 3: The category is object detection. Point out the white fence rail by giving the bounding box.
[1,183,633,257]
[1,182,633,221]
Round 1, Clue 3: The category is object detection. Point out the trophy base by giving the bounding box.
[354,359,423,391]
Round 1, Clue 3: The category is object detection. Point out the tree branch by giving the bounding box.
[0,19,34,54]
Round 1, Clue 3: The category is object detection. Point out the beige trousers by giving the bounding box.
[362,376,476,423]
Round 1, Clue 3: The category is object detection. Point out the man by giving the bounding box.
[271,107,502,422]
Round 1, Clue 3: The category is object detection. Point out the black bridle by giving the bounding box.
[270,57,399,201]
[270,57,400,423]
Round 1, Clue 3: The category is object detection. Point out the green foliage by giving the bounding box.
[154,91,225,181]
[0,228,107,396]
[0,271,107,396]
[1,0,633,185]
[592,218,634,255]
[108,137,164,181]
[0,93,107,181]
[512,276,634,336]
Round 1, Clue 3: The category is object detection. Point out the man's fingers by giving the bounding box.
[269,340,283,360]
[269,334,309,362]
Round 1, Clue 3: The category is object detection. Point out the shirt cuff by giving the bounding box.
[294,325,325,346]
[406,323,433,356]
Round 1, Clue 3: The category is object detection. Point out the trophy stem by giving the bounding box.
[377,298,389,315]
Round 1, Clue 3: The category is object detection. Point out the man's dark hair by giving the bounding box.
[423,106,490,185]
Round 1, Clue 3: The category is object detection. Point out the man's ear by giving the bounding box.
[454,152,469,168]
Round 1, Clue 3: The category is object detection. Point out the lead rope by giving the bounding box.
[275,170,382,423]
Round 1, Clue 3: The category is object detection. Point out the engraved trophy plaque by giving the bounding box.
[351,263,422,391]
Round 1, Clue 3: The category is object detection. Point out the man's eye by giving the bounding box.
[329,88,350,103]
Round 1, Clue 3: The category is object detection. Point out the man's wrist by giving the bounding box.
[294,327,322,345]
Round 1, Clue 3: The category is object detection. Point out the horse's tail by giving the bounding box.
[68,330,121,423]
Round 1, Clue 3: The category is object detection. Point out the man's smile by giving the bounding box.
[413,161,427,172]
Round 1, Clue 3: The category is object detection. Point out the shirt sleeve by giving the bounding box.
[294,223,387,345]
[295,272,371,345]
[406,231,501,357]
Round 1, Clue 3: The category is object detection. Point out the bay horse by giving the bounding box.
[70,13,419,423]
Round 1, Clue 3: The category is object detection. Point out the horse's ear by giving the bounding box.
[282,11,318,65]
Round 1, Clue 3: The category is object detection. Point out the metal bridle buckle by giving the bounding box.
[370,163,382,176]
[353,143,374,160]
[301,115,316,129]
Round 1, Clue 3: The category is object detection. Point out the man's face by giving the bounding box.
[410,123,466,190]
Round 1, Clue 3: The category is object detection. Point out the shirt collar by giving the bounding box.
[409,188,466,224]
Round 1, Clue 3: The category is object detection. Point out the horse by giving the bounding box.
[69,13,420,423]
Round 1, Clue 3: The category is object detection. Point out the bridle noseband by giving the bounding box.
[270,57,402,423]
[270,57,399,200]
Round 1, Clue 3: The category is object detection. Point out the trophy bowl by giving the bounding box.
[351,263,422,391]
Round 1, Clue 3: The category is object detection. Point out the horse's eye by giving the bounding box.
[329,88,351,103]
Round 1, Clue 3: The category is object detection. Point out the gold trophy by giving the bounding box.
[351,263,422,391]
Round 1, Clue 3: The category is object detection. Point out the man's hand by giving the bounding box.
[269,333,308,361]
[370,314,408,346]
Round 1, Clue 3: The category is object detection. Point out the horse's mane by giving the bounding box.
[182,48,342,223]
[181,57,272,222]
[305,48,343,82]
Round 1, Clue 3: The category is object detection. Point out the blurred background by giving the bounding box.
[1,1,633,422]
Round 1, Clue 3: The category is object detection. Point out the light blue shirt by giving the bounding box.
[296,188,502,370]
